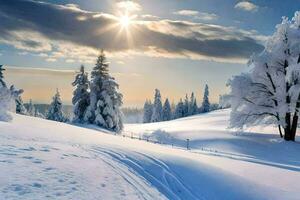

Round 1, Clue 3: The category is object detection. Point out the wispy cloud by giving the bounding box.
[174,10,218,21]
[46,58,57,62]
[0,0,265,63]
[234,1,258,12]
[116,1,142,12]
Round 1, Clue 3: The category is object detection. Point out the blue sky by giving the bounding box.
[0,0,299,106]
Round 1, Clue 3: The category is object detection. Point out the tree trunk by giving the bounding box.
[284,112,292,141]
[290,114,298,141]
[278,125,283,138]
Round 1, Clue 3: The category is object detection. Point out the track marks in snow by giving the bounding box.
[91,146,202,200]
[0,137,167,200]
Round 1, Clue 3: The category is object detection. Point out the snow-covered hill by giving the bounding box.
[0,110,299,200]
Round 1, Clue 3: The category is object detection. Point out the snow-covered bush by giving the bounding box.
[229,11,300,141]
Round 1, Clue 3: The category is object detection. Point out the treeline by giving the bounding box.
[143,84,219,123]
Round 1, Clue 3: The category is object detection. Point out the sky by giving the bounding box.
[0,0,300,107]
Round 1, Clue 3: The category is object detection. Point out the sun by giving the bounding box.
[119,14,131,29]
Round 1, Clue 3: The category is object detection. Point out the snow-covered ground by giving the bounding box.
[0,109,299,199]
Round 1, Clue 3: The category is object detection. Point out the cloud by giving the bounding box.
[116,1,142,12]
[174,10,218,21]
[46,58,57,62]
[0,0,265,63]
[141,14,160,21]
[234,1,258,12]
[65,59,75,63]
[174,10,199,16]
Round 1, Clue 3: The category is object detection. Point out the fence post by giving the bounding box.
[131,132,133,139]
[186,139,190,150]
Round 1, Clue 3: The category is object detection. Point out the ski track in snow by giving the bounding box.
[0,136,166,200]
[90,147,201,200]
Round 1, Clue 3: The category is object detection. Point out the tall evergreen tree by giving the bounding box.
[162,98,172,121]
[151,89,163,122]
[143,99,153,123]
[174,99,185,119]
[189,92,198,115]
[27,99,35,116]
[183,94,189,117]
[0,65,6,88]
[72,65,90,122]
[46,89,66,122]
[201,84,210,113]
[85,50,123,132]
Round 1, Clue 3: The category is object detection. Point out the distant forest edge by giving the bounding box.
[25,104,144,124]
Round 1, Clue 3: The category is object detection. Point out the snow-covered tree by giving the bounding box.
[0,65,15,121]
[86,50,123,132]
[46,89,66,122]
[183,94,189,117]
[162,98,172,121]
[72,65,90,123]
[27,99,35,116]
[143,99,153,123]
[201,84,210,113]
[189,92,198,115]
[9,85,27,115]
[229,12,300,141]
[219,94,231,109]
[0,87,15,121]
[174,99,184,119]
[151,89,163,122]
[0,65,6,88]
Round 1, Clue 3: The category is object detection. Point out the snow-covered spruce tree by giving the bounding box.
[86,50,123,132]
[72,65,90,123]
[189,92,198,115]
[27,99,35,116]
[10,85,27,115]
[46,89,66,122]
[183,94,189,117]
[143,99,153,123]
[201,84,210,113]
[174,99,185,119]
[151,89,163,122]
[229,12,300,141]
[162,98,172,121]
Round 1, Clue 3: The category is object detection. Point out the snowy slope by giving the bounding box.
[0,110,299,200]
